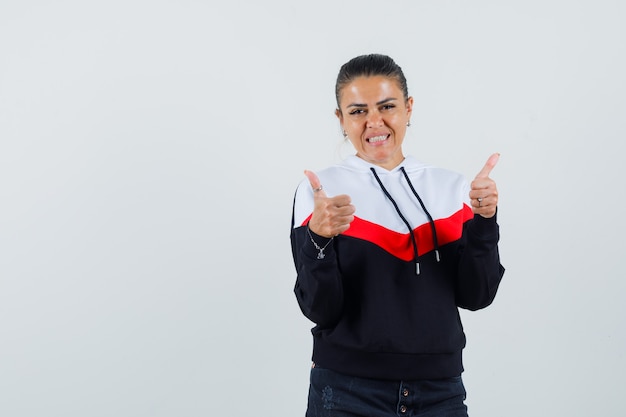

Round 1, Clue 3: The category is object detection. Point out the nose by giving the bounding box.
[366,109,383,128]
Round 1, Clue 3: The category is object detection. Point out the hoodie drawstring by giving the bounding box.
[400,167,441,263]
[370,167,441,276]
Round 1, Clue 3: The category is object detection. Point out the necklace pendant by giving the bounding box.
[317,250,325,260]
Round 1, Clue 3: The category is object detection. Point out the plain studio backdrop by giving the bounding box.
[1,1,624,416]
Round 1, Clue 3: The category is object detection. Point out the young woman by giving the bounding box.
[291,53,505,417]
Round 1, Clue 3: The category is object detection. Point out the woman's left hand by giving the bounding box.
[469,153,500,218]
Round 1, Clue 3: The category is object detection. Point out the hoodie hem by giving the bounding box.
[312,337,464,381]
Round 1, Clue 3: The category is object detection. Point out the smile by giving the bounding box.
[367,135,388,143]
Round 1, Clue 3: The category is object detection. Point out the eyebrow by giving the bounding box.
[346,97,398,108]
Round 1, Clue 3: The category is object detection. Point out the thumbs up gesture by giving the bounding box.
[469,153,500,218]
[304,170,356,238]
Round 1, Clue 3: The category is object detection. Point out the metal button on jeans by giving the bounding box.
[399,405,407,413]
[402,388,409,397]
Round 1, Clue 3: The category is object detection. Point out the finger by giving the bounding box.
[470,184,498,203]
[304,169,327,198]
[472,195,493,208]
[331,195,352,208]
[475,153,500,179]
[470,177,496,192]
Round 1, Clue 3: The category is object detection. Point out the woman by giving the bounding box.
[290,54,505,417]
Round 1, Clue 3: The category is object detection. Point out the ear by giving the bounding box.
[335,109,344,132]
[406,96,414,119]
[335,108,343,123]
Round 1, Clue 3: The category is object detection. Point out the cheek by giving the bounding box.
[346,133,365,149]
[346,119,365,131]
[343,121,358,136]
[395,125,407,139]
[392,117,408,133]
[347,136,361,148]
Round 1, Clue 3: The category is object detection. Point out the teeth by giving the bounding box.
[368,135,387,143]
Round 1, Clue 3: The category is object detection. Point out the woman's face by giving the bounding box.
[336,75,413,170]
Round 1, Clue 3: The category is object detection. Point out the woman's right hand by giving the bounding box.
[304,170,355,238]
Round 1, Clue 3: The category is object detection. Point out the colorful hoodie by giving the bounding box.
[290,155,505,380]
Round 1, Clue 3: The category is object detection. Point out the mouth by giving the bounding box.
[366,134,389,144]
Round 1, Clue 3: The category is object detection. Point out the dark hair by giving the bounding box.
[335,54,409,109]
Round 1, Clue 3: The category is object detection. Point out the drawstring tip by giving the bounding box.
[435,250,440,262]
[416,262,420,275]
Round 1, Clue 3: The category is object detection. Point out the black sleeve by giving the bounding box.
[455,211,506,311]
[290,195,344,327]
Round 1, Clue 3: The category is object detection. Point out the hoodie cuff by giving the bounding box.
[469,208,500,240]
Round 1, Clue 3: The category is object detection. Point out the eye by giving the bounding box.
[349,109,366,115]
[381,104,396,111]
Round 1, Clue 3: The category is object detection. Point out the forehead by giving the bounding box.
[339,75,403,105]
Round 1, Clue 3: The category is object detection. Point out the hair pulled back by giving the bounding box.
[335,54,409,109]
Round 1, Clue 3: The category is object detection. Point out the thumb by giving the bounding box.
[304,169,327,198]
[475,153,500,179]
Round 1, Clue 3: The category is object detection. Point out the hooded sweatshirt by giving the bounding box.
[290,155,505,381]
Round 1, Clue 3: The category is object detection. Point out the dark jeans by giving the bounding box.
[306,366,468,417]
